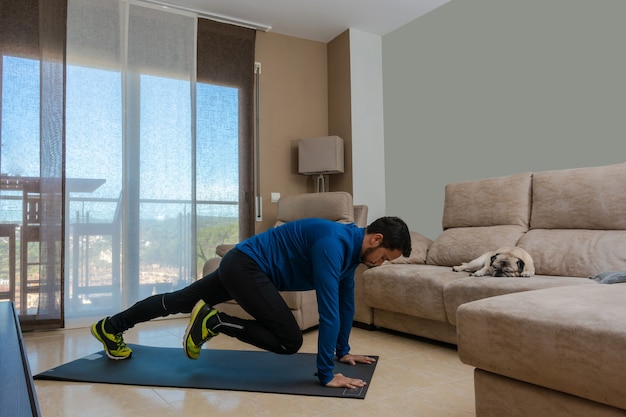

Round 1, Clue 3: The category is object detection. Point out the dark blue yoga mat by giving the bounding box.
[34,344,378,399]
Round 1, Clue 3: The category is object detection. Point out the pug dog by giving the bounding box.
[452,247,535,277]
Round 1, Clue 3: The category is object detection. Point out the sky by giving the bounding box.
[1,55,240,223]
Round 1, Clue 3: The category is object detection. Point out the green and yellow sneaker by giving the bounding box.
[183,300,219,359]
[91,318,132,360]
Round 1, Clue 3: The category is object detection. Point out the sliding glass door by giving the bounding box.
[64,0,240,319]
[1,0,252,324]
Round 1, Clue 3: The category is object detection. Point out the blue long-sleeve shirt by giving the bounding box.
[236,218,365,385]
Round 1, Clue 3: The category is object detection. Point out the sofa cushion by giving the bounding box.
[426,225,527,267]
[389,231,432,264]
[362,264,462,322]
[427,171,532,267]
[457,284,626,411]
[531,162,626,230]
[442,172,532,229]
[443,275,594,325]
[519,229,626,277]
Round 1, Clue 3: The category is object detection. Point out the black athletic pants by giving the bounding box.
[106,248,303,354]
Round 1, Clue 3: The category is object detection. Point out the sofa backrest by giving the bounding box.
[274,191,356,227]
[426,172,532,266]
[529,162,626,230]
[519,162,626,277]
[426,162,626,276]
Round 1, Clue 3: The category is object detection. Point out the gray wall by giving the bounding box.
[383,0,626,239]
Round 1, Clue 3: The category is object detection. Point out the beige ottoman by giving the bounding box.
[457,284,626,417]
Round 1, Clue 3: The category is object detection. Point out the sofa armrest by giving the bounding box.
[353,205,368,227]
[215,243,235,258]
[202,257,221,276]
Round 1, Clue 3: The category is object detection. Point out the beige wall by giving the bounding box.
[253,32,329,232]
[252,30,358,233]
[327,30,353,194]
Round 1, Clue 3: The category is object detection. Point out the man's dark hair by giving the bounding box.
[366,216,412,257]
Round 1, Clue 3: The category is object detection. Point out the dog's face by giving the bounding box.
[489,253,526,277]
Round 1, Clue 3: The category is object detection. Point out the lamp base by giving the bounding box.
[315,173,326,192]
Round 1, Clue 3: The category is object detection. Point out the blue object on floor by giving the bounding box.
[34,344,378,399]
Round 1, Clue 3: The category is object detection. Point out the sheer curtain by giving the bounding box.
[64,0,255,321]
[0,0,66,330]
[66,0,197,316]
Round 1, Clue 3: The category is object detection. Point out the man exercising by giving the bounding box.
[91,216,411,388]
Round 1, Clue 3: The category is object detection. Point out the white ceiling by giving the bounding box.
[152,0,450,43]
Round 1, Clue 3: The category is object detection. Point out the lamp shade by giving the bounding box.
[298,136,344,175]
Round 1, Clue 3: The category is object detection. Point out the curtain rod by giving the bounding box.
[140,0,272,32]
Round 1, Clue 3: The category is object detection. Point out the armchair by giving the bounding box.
[202,191,368,331]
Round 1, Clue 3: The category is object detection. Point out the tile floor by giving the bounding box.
[24,318,476,417]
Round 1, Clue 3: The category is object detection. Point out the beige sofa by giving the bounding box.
[355,162,626,415]
[356,162,626,339]
[457,284,626,417]
[203,191,368,331]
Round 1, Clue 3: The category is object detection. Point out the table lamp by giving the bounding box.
[298,136,344,192]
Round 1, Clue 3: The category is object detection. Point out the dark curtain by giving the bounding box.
[196,19,256,241]
[0,0,67,330]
